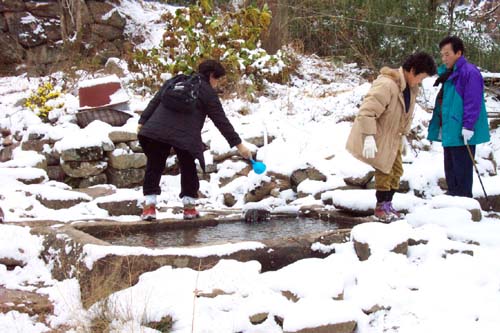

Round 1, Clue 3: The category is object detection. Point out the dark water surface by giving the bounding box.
[103,218,338,247]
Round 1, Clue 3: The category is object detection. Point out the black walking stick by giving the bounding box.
[465,142,493,210]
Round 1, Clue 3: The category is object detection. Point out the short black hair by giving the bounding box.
[439,36,465,55]
[402,52,437,76]
[198,60,226,79]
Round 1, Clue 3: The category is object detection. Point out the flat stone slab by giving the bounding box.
[299,207,376,227]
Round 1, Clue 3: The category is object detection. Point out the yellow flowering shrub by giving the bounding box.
[24,82,64,123]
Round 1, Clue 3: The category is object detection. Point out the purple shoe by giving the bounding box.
[387,201,402,219]
[374,201,398,223]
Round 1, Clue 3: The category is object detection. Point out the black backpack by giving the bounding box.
[161,73,202,112]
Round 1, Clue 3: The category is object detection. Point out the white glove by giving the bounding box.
[462,128,474,144]
[362,135,377,159]
[401,136,408,156]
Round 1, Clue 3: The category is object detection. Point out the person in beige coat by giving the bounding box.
[346,52,436,222]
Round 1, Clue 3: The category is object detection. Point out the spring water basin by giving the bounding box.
[97,217,338,248]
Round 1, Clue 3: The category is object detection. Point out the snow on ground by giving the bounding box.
[1,2,500,333]
[81,214,500,333]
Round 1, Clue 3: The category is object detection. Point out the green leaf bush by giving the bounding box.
[128,0,291,98]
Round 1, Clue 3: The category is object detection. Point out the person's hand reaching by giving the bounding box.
[236,143,252,159]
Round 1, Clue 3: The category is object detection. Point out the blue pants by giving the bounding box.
[443,145,475,198]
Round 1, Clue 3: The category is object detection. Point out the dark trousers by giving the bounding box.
[138,135,199,198]
[443,145,475,198]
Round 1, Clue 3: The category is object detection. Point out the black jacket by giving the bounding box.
[138,74,242,170]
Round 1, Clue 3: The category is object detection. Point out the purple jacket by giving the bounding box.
[450,57,483,130]
[428,57,490,146]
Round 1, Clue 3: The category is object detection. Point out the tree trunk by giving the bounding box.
[256,0,288,54]
[58,0,84,46]
[447,0,458,34]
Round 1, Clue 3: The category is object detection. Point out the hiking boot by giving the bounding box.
[141,204,156,221]
[374,201,397,223]
[183,206,200,220]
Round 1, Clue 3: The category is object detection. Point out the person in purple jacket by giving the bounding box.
[428,36,490,197]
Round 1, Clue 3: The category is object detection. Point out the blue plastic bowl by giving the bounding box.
[250,159,266,174]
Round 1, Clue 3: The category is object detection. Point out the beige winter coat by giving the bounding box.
[346,67,418,174]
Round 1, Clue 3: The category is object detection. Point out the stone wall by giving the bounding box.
[21,128,147,189]
[0,0,127,75]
